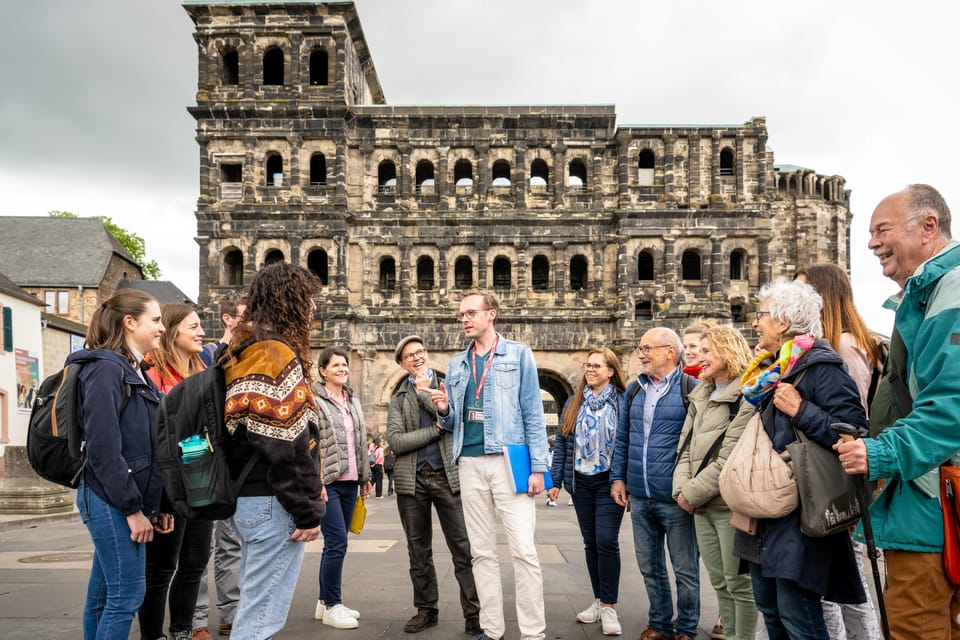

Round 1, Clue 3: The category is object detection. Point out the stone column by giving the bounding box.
[358,348,377,427]
[197,136,211,198]
[710,235,725,298]
[552,142,566,204]
[663,235,677,298]
[335,233,348,292]
[241,33,255,97]
[289,33,302,86]
[735,132,744,201]
[515,241,528,305]
[688,134,701,204]
[289,135,302,190]
[437,240,450,296]
[289,232,302,266]
[477,240,489,288]
[758,236,772,287]
[398,143,412,199]
[244,138,256,199]
[710,134,721,197]
[360,142,374,207]
[476,144,489,198]
[663,134,676,201]
[591,144,604,208]
[399,240,412,305]
[437,146,449,200]
[757,129,768,199]
[333,32,347,102]
[335,142,347,205]
[591,240,605,305]
[553,242,567,305]
[615,132,631,207]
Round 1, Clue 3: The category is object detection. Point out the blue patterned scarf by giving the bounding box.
[574,384,618,475]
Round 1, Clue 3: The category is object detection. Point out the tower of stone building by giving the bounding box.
[184,0,851,432]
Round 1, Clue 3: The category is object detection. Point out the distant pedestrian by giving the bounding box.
[383,445,396,496]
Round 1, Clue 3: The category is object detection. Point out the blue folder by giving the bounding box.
[502,443,553,493]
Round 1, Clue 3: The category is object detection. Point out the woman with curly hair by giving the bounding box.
[222,263,326,640]
[672,324,757,640]
[138,304,212,640]
[547,347,628,636]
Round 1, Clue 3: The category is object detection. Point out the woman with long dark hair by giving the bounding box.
[547,347,627,636]
[222,263,326,640]
[68,289,170,640]
[312,345,372,630]
[799,264,883,640]
[138,303,213,640]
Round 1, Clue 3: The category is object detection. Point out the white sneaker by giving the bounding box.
[323,604,359,629]
[576,599,601,623]
[316,601,359,620]
[600,606,622,636]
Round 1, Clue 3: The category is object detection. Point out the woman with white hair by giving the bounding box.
[737,279,868,640]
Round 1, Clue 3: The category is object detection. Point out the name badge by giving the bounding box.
[467,407,484,423]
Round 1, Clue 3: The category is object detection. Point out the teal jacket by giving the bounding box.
[864,240,960,552]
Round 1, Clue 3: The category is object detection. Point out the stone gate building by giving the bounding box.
[184,0,851,433]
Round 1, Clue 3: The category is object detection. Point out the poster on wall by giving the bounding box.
[70,334,85,353]
[16,349,40,412]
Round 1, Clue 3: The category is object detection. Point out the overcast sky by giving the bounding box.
[3,1,958,334]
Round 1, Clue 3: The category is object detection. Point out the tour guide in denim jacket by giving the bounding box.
[435,291,548,640]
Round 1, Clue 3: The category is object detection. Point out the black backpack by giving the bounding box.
[155,340,257,520]
[26,362,131,488]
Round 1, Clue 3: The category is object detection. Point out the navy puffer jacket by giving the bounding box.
[610,369,693,502]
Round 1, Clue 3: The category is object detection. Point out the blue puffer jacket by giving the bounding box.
[610,368,692,502]
[67,349,163,518]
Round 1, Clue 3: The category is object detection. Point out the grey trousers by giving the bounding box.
[193,518,242,629]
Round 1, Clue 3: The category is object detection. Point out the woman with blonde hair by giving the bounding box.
[673,324,757,640]
[547,347,627,636]
[139,303,213,640]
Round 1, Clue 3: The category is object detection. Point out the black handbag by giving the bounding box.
[786,425,860,537]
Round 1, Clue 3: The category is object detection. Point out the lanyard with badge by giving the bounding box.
[467,335,498,423]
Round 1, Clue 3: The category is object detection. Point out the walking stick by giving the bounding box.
[836,423,890,640]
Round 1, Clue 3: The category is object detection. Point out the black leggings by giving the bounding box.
[370,464,384,497]
[138,516,214,637]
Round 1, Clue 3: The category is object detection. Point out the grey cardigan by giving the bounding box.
[385,374,459,496]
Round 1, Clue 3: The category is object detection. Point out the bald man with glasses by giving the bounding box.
[611,327,700,640]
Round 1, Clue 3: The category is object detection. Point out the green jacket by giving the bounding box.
[385,374,459,497]
[864,240,960,552]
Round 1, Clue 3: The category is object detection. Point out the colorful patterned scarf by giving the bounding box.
[739,334,815,407]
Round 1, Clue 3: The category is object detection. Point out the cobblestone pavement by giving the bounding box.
[0,493,727,639]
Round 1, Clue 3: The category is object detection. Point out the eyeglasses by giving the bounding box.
[456,308,489,321]
[637,344,671,355]
[754,310,772,322]
[583,362,607,371]
[402,348,427,363]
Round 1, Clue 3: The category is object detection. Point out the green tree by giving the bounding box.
[49,211,162,279]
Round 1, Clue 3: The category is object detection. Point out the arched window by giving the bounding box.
[454,257,473,289]
[263,47,284,85]
[637,250,654,281]
[264,249,285,266]
[681,249,702,280]
[730,303,746,323]
[415,160,435,193]
[223,249,243,286]
[568,159,587,189]
[492,160,511,187]
[416,256,435,290]
[570,255,587,291]
[378,160,397,193]
[530,159,549,190]
[454,159,474,188]
[493,256,511,288]
[308,249,328,285]
[719,147,734,176]
[309,48,328,85]
[379,257,396,291]
[310,153,326,186]
[638,149,655,186]
[266,154,283,186]
[532,255,550,291]
[730,249,747,281]
[635,300,653,320]
[221,47,239,85]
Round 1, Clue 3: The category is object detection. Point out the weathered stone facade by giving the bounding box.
[184,1,851,432]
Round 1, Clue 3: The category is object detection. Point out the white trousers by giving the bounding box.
[458,455,546,640]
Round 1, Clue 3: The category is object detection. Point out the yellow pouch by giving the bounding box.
[348,496,366,534]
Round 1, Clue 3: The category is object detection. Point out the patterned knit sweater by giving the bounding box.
[224,339,325,528]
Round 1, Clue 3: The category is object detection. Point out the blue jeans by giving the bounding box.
[571,471,625,605]
[749,562,829,640]
[630,497,700,637]
[232,495,305,640]
[319,481,358,606]
[77,480,146,640]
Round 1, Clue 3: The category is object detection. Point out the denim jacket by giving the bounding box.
[439,333,549,471]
